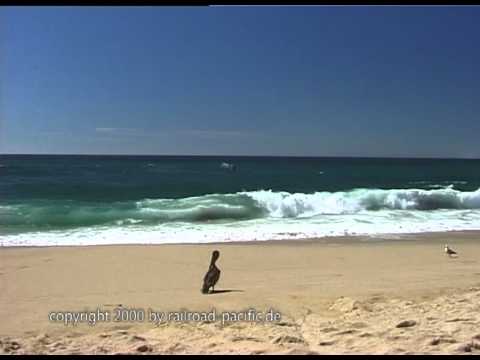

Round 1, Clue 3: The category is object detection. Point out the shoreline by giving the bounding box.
[1,229,480,250]
[1,230,480,354]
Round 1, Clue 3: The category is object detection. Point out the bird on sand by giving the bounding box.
[201,250,221,294]
[445,244,458,257]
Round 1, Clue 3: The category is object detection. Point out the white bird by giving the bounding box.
[445,244,458,257]
[220,162,236,171]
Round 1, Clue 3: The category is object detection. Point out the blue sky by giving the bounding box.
[1,6,479,157]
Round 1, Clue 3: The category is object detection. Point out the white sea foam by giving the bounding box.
[2,208,480,247]
[243,187,480,216]
[2,187,480,247]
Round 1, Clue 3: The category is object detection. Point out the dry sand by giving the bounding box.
[1,231,480,354]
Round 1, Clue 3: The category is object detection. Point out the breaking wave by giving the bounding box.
[246,187,480,217]
[1,187,480,230]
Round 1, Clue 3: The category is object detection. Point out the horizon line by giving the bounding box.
[0,153,479,160]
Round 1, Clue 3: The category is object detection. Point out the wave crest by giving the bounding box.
[246,187,480,217]
[1,187,480,230]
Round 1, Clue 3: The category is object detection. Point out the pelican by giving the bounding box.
[445,244,458,257]
[201,250,221,294]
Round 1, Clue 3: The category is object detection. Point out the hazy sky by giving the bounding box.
[1,6,479,157]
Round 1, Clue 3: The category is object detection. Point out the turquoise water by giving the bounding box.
[1,155,479,246]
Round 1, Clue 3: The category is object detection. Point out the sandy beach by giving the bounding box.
[1,231,480,354]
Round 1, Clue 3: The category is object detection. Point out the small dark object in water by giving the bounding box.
[201,250,221,294]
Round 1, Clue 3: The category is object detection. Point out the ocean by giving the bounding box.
[1,155,480,247]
